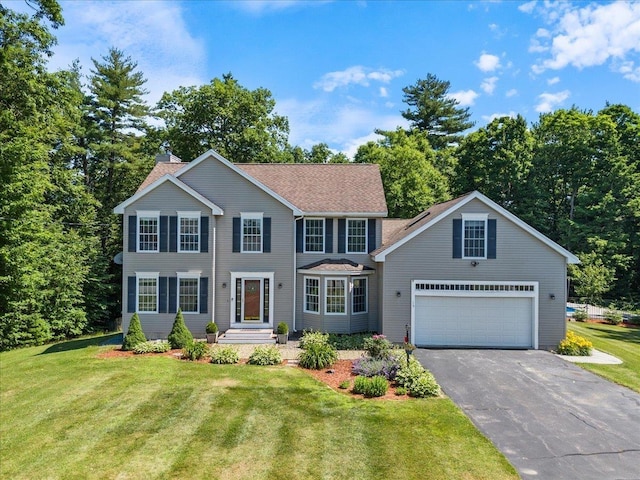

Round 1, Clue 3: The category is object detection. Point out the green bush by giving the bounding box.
[604,310,623,325]
[122,313,146,351]
[352,376,369,395]
[168,309,193,349]
[351,375,389,397]
[182,341,208,361]
[133,341,170,354]
[205,322,218,334]
[338,380,350,389]
[299,330,329,349]
[248,345,282,365]
[395,357,441,398]
[628,315,640,325]
[363,334,394,359]
[327,332,371,350]
[557,331,592,356]
[298,342,338,370]
[209,345,240,364]
[572,309,588,322]
[395,386,407,396]
[276,322,289,335]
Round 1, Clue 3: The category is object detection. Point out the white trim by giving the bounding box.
[351,277,368,314]
[346,218,368,254]
[240,212,263,254]
[297,268,375,276]
[113,174,224,215]
[177,212,201,253]
[411,280,538,349]
[324,277,347,315]
[461,213,488,260]
[175,149,303,215]
[303,218,325,253]
[229,272,275,327]
[136,211,160,253]
[303,276,320,314]
[177,273,201,314]
[135,272,159,314]
[373,191,579,264]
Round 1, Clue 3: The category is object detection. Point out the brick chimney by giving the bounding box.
[155,153,182,164]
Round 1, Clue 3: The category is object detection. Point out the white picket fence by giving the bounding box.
[567,302,632,319]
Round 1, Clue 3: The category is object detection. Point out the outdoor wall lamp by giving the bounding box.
[278,283,283,289]
[222,282,227,289]
[549,293,555,300]
[396,291,401,297]
[470,261,479,267]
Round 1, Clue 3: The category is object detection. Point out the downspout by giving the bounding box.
[211,221,216,322]
[293,214,303,332]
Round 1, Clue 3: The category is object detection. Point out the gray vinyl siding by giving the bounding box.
[380,198,568,349]
[179,159,295,332]
[121,181,215,338]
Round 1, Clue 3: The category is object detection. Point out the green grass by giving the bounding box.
[0,334,517,480]
[568,322,640,392]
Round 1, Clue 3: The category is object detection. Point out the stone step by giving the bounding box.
[218,328,276,345]
[218,337,276,345]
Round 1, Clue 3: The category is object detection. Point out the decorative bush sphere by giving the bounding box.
[276,322,289,335]
[205,322,218,334]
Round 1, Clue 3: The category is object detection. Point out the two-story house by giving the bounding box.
[114,149,578,350]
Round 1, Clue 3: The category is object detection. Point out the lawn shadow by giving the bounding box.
[39,333,122,355]
[581,324,640,345]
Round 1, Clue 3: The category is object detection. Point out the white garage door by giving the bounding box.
[413,281,537,348]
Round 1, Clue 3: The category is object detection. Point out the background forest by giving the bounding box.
[1,1,638,349]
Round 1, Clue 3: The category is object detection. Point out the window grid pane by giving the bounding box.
[179,217,199,251]
[305,219,324,252]
[352,278,367,313]
[325,279,345,314]
[138,278,157,312]
[139,217,158,251]
[305,278,319,313]
[263,279,270,323]
[242,218,262,252]
[179,278,198,313]
[464,220,485,258]
[347,220,367,253]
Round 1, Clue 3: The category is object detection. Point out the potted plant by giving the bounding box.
[276,322,289,344]
[205,322,219,343]
[403,342,415,363]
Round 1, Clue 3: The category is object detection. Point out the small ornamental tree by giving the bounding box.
[122,313,146,351]
[168,309,193,349]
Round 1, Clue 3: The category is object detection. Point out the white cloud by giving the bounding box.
[481,76,499,95]
[314,66,404,92]
[527,1,640,81]
[379,87,388,98]
[475,53,502,72]
[535,90,571,113]
[506,88,518,97]
[449,90,479,106]
[482,111,517,122]
[231,0,302,13]
[546,76,560,85]
[518,1,537,14]
[618,60,640,82]
[51,1,206,104]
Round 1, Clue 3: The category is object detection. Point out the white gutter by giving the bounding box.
[211,224,216,323]
[292,215,303,332]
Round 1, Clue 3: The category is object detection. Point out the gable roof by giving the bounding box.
[138,162,185,191]
[372,191,579,264]
[113,174,224,215]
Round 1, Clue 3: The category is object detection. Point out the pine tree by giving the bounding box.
[168,309,193,349]
[121,313,146,351]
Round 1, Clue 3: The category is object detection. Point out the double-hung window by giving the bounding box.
[325,278,346,315]
[137,211,159,252]
[178,212,200,252]
[346,219,367,253]
[178,274,199,314]
[462,214,488,259]
[304,218,324,253]
[304,277,320,313]
[352,278,367,314]
[242,213,263,253]
[137,273,158,313]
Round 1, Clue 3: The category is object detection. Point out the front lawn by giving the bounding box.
[0,335,517,480]
[568,322,640,393]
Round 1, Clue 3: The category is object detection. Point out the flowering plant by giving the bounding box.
[364,334,394,359]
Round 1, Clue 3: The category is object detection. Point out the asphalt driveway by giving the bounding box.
[414,349,640,480]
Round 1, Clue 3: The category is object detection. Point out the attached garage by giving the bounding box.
[412,281,538,349]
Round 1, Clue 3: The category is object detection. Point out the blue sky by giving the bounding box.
[35,0,640,158]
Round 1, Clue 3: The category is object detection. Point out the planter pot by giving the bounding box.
[206,332,219,344]
[277,333,288,345]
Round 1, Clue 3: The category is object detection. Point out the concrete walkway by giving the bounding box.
[415,349,640,480]
[557,348,622,364]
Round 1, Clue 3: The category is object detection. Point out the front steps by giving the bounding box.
[218,328,276,344]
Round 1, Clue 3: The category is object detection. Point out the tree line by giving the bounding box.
[1,1,638,349]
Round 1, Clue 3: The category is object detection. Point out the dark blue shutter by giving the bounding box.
[160,216,168,252]
[487,219,497,259]
[158,277,168,313]
[200,216,209,253]
[199,277,208,314]
[367,219,376,253]
[127,276,136,312]
[233,217,241,252]
[453,218,462,258]
[128,216,137,252]
[338,219,346,253]
[168,277,177,314]
[296,219,303,252]
[169,216,177,252]
[263,217,271,253]
[325,219,333,253]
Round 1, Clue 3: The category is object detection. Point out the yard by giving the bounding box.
[568,322,640,393]
[0,335,517,480]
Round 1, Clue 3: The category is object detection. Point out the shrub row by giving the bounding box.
[557,331,592,356]
[133,340,170,354]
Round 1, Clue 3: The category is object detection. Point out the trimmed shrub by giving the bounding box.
[352,356,401,380]
[248,345,282,365]
[133,341,170,354]
[168,309,193,349]
[557,331,592,356]
[183,341,208,361]
[299,330,329,349]
[396,357,441,398]
[363,334,394,359]
[351,375,389,397]
[298,343,338,370]
[572,309,588,322]
[276,322,289,335]
[205,322,218,334]
[604,310,623,325]
[209,345,240,364]
[122,313,146,351]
